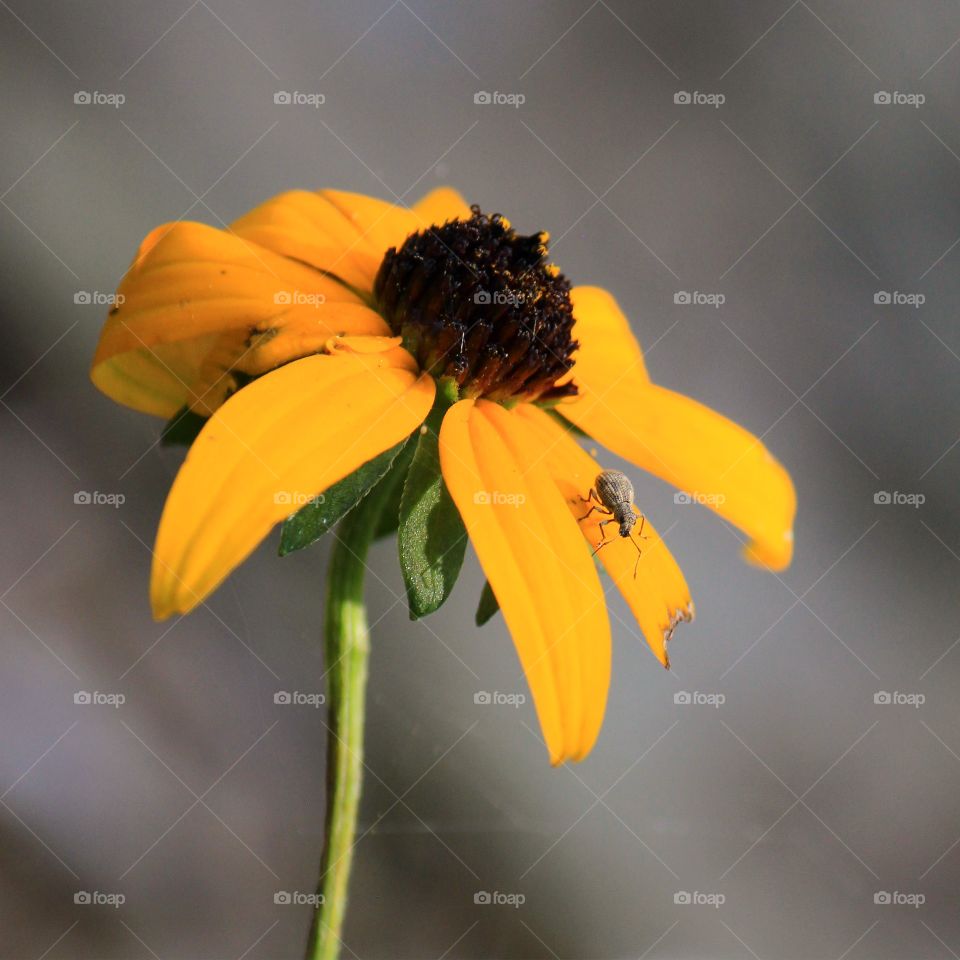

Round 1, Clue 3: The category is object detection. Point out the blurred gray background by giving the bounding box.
[2,1,960,957]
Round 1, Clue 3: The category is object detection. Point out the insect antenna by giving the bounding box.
[629,514,647,579]
[628,533,643,578]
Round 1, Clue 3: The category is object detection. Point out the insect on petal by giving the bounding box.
[516,404,694,668]
[561,285,795,571]
[439,399,611,764]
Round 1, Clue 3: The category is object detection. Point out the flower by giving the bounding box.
[91,187,795,764]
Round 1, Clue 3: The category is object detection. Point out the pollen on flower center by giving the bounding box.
[373,207,578,403]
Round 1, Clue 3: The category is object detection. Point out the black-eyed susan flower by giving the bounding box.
[91,187,795,766]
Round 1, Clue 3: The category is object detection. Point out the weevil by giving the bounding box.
[578,469,646,577]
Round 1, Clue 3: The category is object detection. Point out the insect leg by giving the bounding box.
[578,486,602,505]
[577,503,612,522]
[591,518,617,557]
[636,512,648,540]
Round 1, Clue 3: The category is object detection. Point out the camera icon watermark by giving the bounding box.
[674,690,725,708]
[473,490,525,507]
[274,90,325,107]
[674,90,725,108]
[673,290,725,308]
[473,289,527,306]
[274,490,325,507]
[74,90,125,108]
[873,491,925,508]
[273,290,326,306]
[674,490,726,506]
[274,891,324,905]
[274,690,325,708]
[874,290,924,307]
[874,890,924,907]
[674,890,725,907]
[473,90,525,108]
[74,890,125,907]
[473,690,526,708]
[473,890,525,907]
[74,690,126,707]
[74,291,124,306]
[874,90,925,108]
[874,690,925,708]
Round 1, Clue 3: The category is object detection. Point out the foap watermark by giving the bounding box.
[74,291,124,306]
[274,290,326,306]
[274,690,325,708]
[274,891,324,905]
[473,490,525,507]
[74,90,125,108]
[75,891,125,907]
[874,690,925,708]
[74,691,125,707]
[874,91,925,108]
[473,289,529,306]
[274,90,325,108]
[674,491,726,506]
[674,290,725,308]
[674,690,725,708]
[874,290,925,307]
[474,690,526,708]
[474,890,525,907]
[874,491,924,508]
[874,890,924,908]
[474,90,525,108]
[674,890,725,908]
[74,491,125,508]
[274,491,325,507]
[674,90,725,108]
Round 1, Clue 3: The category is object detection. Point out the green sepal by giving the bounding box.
[160,407,208,447]
[397,393,467,619]
[372,439,417,540]
[278,439,409,556]
[475,580,500,626]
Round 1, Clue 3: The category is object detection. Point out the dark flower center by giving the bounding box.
[373,207,578,404]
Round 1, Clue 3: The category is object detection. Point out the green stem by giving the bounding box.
[306,481,392,960]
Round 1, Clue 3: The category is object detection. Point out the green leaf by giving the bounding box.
[278,439,409,556]
[475,580,500,626]
[398,416,468,619]
[372,439,417,540]
[161,407,208,447]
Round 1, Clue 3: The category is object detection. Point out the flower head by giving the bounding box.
[91,187,795,764]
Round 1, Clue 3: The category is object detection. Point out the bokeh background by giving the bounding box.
[3,1,960,957]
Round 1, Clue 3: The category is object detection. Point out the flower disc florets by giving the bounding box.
[373,207,578,403]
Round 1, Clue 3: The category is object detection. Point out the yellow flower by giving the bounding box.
[91,187,795,765]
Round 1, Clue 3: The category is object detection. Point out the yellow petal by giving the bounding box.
[439,399,611,764]
[323,334,404,356]
[562,285,796,571]
[561,286,650,389]
[151,351,434,619]
[516,404,694,667]
[91,222,388,417]
[412,186,473,226]
[230,189,417,294]
[231,187,473,294]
